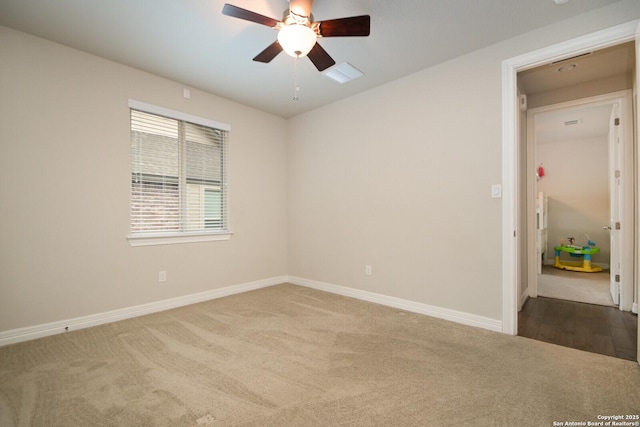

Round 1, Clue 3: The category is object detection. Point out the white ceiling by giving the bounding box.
[518,41,636,96]
[521,41,635,144]
[534,103,614,144]
[0,0,625,118]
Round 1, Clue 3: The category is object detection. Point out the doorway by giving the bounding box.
[525,92,633,309]
[501,20,640,364]
[517,92,639,361]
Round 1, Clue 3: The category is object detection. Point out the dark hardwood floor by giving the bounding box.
[518,296,638,361]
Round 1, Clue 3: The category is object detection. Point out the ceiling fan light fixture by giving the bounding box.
[277,24,317,57]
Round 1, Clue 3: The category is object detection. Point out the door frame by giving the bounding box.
[501,20,639,336]
[524,91,633,305]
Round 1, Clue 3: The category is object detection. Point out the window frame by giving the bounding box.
[127,100,231,247]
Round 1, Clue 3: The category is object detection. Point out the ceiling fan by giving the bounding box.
[222,0,370,72]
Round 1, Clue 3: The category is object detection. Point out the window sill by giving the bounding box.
[127,231,232,247]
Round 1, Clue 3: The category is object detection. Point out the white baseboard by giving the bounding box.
[0,276,287,347]
[1,275,506,346]
[288,276,503,333]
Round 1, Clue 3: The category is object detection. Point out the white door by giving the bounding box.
[603,92,633,314]
[609,93,634,314]
[607,103,620,305]
[633,24,640,363]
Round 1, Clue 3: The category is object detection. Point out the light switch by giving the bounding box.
[491,184,502,198]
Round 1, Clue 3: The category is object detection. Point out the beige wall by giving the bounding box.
[537,136,611,264]
[528,75,634,110]
[0,27,288,331]
[287,2,640,322]
[287,55,504,319]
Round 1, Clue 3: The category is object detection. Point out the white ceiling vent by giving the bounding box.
[323,63,364,84]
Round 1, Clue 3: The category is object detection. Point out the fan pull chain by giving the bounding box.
[293,55,300,101]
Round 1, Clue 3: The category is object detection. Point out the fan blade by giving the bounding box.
[307,43,335,71]
[289,0,314,18]
[316,15,370,37]
[222,4,280,28]
[253,41,283,63]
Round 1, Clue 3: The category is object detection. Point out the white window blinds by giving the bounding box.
[129,103,229,239]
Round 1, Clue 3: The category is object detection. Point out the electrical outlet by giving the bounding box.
[159,271,167,282]
[365,265,372,276]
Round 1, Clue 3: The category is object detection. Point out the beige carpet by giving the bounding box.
[537,265,615,307]
[0,284,638,426]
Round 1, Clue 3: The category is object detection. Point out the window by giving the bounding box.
[128,100,230,246]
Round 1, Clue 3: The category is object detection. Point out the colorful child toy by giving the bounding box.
[553,236,602,273]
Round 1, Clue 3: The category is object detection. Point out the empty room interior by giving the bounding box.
[1,0,640,425]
